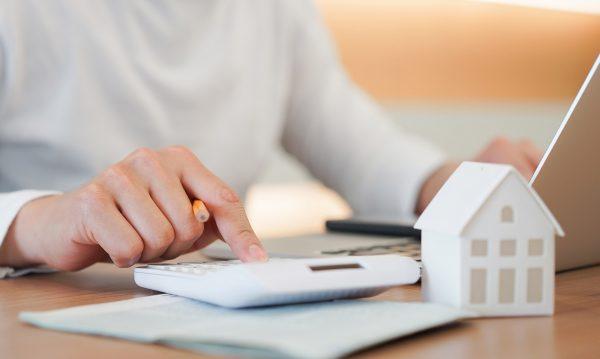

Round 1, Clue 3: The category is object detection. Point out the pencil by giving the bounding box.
[192,199,210,222]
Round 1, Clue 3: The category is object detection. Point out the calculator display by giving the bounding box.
[308,263,363,272]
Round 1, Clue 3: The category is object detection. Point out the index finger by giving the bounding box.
[164,148,268,262]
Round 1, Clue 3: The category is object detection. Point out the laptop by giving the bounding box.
[204,54,600,272]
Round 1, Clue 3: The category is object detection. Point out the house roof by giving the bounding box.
[414,161,564,236]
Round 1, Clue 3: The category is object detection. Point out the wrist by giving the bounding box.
[0,195,58,268]
[416,161,459,215]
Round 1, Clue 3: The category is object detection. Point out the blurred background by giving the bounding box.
[245,0,600,238]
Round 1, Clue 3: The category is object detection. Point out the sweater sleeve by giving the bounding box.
[0,190,60,278]
[281,1,446,219]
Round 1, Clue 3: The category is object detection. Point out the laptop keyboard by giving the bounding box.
[320,241,421,261]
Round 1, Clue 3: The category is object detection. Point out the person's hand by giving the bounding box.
[416,137,543,214]
[473,137,542,180]
[0,146,268,270]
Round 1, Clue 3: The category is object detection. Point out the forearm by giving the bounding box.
[282,1,448,219]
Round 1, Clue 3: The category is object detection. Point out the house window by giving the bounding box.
[501,206,514,223]
[500,239,516,257]
[528,239,544,256]
[498,269,515,303]
[471,239,488,257]
[527,268,544,303]
[470,268,487,304]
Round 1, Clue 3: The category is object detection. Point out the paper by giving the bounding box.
[20,294,472,358]
[0,266,56,279]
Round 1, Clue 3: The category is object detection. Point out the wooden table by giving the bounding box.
[1,252,599,358]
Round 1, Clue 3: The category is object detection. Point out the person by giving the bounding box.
[0,0,541,277]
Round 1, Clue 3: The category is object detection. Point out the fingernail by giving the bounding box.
[248,244,268,262]
[127,253,141,267]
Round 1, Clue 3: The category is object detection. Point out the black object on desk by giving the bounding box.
[325,218,421,239]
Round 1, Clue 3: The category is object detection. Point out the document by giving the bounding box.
[21,294,472,358]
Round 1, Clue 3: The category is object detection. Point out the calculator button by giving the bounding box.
[147,264,178,271]
[144,259,293,277]
[177,262,209,267]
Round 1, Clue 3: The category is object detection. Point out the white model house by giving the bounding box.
[414,162,564,316]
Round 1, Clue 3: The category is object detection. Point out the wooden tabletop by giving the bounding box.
[1,251,599,358]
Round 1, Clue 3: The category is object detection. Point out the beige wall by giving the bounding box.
[316,0,600,101]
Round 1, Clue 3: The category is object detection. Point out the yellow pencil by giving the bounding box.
[192,199,210,222]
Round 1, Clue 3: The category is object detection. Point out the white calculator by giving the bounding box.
[134,255,420,308]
